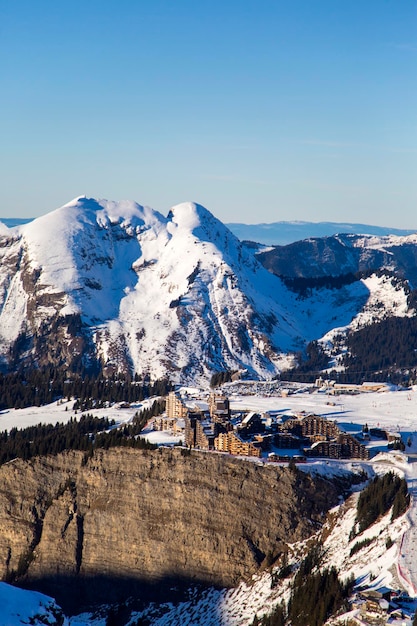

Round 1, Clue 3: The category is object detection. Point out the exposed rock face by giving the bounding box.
[0,448,341,609]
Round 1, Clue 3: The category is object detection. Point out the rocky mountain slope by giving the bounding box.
[0,196,415,383]
[257,232,417,283]
[0,447,342,612]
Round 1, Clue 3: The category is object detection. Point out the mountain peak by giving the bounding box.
[168,201,241,253]
[61,194,88,206]
[168,201,220,231]
[60,195,102,213]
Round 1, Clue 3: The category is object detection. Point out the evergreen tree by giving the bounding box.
[353,472,409,536]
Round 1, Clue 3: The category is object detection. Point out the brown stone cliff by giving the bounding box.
[0,448,341,608]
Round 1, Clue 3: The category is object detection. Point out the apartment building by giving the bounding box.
[208,392,231,421]
[214,431,262,458]
[166,391,188,420]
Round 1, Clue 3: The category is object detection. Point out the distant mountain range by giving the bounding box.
[0,197,416,383]
[227,220,415,246]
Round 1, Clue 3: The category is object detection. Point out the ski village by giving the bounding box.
[1,376,417,626]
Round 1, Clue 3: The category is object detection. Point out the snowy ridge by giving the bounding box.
[350,232,417,251]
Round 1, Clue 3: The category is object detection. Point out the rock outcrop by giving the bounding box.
[0,447,342,609]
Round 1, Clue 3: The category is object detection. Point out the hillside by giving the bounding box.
[135,454,414,626]
[2,448,415,625]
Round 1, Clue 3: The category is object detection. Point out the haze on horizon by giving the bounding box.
[1,1,416,228]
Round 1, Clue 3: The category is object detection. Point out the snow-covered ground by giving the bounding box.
[0,397,154,432]
[0,397,185,446]
[2,383,417,456]
[3,384,417,444]
[229,384,417,447]
[0,582,67,625]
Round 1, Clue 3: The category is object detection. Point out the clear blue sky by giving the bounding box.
[1,0,416,226]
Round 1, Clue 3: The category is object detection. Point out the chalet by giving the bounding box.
[361,382,391,392]
[337,433,369,459]
[279,418,303,437]
[358,595,390,624]
[280,414,338,440]
[195,418,216,450]
[184,412,225,450]
[239,412,263,430]
[387,432,402,443]
[184,412,200,447]
[315,378,391,395]
[215,431,230,453]
[305,440,343,459]
[253,433,274,451]
[370,428,388,440]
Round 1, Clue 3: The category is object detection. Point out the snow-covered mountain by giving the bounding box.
[257,232,417,284]
[0,196,415,383]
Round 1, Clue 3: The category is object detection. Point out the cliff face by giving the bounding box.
[0,448,341,608]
